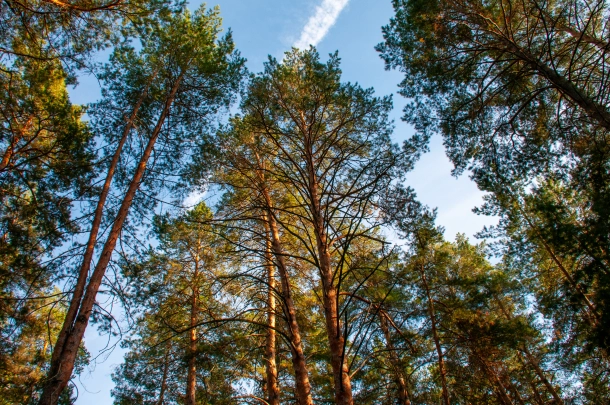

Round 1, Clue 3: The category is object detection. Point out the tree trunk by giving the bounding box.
[264,234,280,405]
[49,73,154,380]
[495,298,565,405]
[419,264,450,405]
[482,360,514,405]
[499,37,610,131]
[379,312,411,405]
[0,136,17,172]
[262,206,313,405]
[157,341,171,405]
[186,281,198,405]
[38,71,183,405]
[186,288,198,405]
[307,174,353,405]
[0,115,33,173]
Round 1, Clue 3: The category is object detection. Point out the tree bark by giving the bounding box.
[0,136,17,172]
[419,263,450,405]
[379,312,411,405]
[43,0,123,12]
[307,173,353,405]
[186,261,199,405]
[38,71,183,405]
[262,206,313,405]
[49,72,154,381]
[0,115,33,173]
[157,340,171,405]
[495,298,565,405]
[264,234,280,405]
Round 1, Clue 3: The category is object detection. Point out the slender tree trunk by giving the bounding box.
[506,377,526,405]
[262,206,313,405]
[50,73,154,378]
[379,312,411,405]
[38,71,183,405]
[0,137,16,172]
[499,37,610,130]
[482,360,514,405]
[529,380,546,405]
[157,341,171,405]
[419,264,450,405]
[496,299,565,405]
[307,174,353,405]
[186,282,199,405]
[264,234,280,405]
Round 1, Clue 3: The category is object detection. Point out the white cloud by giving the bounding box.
[294,0,349,49]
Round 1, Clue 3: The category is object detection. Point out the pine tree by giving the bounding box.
[238,47,408,405]
[39,7,244,403]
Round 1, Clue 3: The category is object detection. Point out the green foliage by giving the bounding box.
[113,204,241,405]
[0,53,94,404]
[0,292,89,404]
[3,0,609,403]
[89,4,244,214]
[380,0,610,401]
[0,55,94,292]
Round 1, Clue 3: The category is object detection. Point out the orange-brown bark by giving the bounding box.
[38,71,182,405]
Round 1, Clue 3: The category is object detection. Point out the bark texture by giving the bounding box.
[308,176,353,405]
[263,206,314,405]
[379,312,411,405]
[264,235,280,405]
[419,264,449,405]
[38,72,183,405]
[186,278,199,405]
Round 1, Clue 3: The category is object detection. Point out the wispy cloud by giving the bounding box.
[294,0,349,49]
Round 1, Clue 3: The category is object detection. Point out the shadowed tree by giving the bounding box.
[38,7,244,404]
[378,0,610,359]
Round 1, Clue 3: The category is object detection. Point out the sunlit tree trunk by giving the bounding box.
[418,262,449,405]
[264,234,280,405]
[307,171,353,405]
[38,71,184,405]
[261,205,313,405]
[186,258,200,405]
[379,312,411,405]
[50,72,155,389]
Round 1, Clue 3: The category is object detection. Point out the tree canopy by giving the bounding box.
[1,0,609,404]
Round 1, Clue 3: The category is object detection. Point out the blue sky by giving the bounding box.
[71,1,496,403]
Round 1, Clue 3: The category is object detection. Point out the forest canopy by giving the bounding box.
[1,0,609,404]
